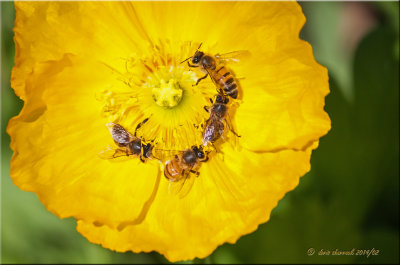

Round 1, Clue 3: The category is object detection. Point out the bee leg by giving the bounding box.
[187,62,197,68]
[194,123,204,129]
[200,156,209,163]
[209,98,213,104]
[194,74,208,86]
[195,121,206,130]
[225,120,241,137]
[189,170,200,177]
[229,127,241,137]
[134,117,150,137]
[203,106,209,113]
[211,142,224,155]
[140,155,145,163]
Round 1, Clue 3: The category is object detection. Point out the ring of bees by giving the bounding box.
[99,43,247,197]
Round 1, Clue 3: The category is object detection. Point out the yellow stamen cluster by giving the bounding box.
[98,43,240,178]
[152,79,183,108]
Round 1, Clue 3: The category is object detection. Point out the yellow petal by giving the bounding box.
[132,2,301,48]
[234,39,331,151]
[213,4,331,152]
[12,1,308,99]
[7,54,159,229]
[12,1,151,99]
[77,143,316,262]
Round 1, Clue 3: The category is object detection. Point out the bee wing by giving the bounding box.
[214,50,251,64]
[106,122,134,145]
[204,67,221,89]
[224,112,241,146]
[98,146,133,162]
[168,173,196,199]
[152,148,184,163]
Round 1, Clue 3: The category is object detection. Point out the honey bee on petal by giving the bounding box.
[202,94,240,147]
[99,118,154,163]
[181,43,250,99]
[156,145,209,197]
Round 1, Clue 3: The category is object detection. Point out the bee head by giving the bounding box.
[142,143,153,158]
[192,146,205,159]
[191,51,204,65]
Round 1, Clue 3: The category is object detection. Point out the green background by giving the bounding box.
[1,1,399,264]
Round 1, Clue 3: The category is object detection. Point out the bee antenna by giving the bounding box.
[180,56,191,64]
[180,43,202,64]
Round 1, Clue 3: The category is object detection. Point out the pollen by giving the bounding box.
[152,79,183,108]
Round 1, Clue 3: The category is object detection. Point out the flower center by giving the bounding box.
[98,41,216,151]
[152,79,183,108]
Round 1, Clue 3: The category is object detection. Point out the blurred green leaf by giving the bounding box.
[352,25,399,263]
[374,2,399,38]
[300,2,354,102]
[378,1,400,60]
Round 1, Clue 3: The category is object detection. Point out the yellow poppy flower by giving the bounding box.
[8,1,331,262]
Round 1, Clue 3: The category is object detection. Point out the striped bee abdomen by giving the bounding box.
[213,65,238,99]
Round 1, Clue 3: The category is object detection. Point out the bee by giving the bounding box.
[99,118,154,163]
[181,43,249,99]
[202,94,240,147]
[159,145,209,197]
